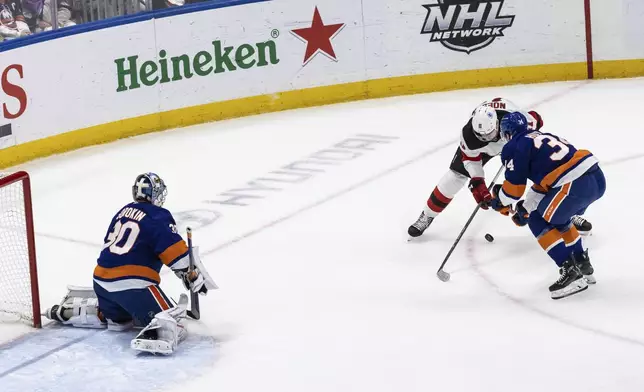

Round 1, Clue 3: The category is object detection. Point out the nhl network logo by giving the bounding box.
[421,0,515,54]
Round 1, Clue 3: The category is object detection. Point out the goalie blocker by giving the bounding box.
[43,172,217,355]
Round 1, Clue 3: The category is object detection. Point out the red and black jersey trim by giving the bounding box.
[461,151,482,161]
[450,147,494,178]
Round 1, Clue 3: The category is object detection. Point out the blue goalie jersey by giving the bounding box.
[499,131,599,205]
[93,202,189,292]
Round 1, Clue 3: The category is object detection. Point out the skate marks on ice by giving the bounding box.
[0,325,217,392]
[455,153,644,349]
[465,237,644,349]
[201,137,456,257]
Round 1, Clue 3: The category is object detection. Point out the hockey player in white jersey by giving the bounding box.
[407,98,593,238]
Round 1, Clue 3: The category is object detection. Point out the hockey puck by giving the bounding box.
[485,233,494,243]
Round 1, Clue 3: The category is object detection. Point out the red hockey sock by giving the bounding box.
[427,187,452,214]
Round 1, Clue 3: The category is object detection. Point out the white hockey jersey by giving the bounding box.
[460,98,538,179]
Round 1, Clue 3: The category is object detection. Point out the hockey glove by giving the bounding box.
[511,200,530,227]
[468,177,492,209]
[528,111,544,131]
[489,184,511,216]
[175,268,208,295]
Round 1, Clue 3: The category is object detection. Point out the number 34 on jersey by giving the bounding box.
[499,130,599,204]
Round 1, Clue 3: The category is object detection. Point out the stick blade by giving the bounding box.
[187,309,200,320]
[436,269,451,282]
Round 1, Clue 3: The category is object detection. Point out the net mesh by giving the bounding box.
[0,175,34,324]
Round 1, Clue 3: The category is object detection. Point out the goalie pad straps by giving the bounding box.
[50,286,133,330]
[131,295,189,355]
[62,296,107,329]
[42,286,106,329]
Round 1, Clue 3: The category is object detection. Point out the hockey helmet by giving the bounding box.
[500,112,529,142]
[471,106,499,142]
[132,172,167,207]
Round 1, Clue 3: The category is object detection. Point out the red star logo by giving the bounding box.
[291,7,345,65]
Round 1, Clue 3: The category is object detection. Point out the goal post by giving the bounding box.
[0,171,41,328]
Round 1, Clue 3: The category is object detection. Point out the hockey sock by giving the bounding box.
[561,225,584,256]
[536,228,570,267]
[426,187,452,216]
[529,213,572,266]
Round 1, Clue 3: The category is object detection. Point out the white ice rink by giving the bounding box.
[1,78,644,392]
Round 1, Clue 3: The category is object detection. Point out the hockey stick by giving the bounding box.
[436,165,505,282]
[186,227,201,320]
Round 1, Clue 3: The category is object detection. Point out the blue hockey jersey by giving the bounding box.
[93,202,189,292]
[499,131,599,206]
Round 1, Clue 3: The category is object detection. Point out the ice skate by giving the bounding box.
[407,211,434,239]
[549,259,588,299]
[572,249,595,284]
[572,215,592,236]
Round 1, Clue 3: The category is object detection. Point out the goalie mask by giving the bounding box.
[471,106,499,142]
[132,172,167,207]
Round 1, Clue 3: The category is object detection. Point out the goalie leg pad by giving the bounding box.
[43,286,106,329]
[131,295,189,355]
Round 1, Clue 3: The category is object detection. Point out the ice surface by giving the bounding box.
[1,78,644,392]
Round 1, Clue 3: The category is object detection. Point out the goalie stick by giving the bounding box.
[436,165,505,282]
[186,227,200,320]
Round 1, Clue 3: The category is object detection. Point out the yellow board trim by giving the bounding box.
[594,58,644,79]
[1,59,639,169]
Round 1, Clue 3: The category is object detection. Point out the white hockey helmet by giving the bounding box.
[471,106,499,142]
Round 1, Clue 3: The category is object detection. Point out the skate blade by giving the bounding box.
[131,339,173,355]
[578,230,592,237]
[551,279,589,300]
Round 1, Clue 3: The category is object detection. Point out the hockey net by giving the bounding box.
[0,171,41,327]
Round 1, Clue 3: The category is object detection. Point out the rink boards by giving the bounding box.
[0,0,641,167]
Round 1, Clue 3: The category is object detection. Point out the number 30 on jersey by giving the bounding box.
[103,220,140,255]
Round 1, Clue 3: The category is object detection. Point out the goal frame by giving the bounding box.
[0,171,41,328]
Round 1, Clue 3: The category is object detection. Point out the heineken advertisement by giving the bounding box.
[114,39,280,92]
[0,0,637,153]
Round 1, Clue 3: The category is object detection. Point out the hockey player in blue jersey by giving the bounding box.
[488,112,605,299]
[44,173,217,354]
[406,98,593,240]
